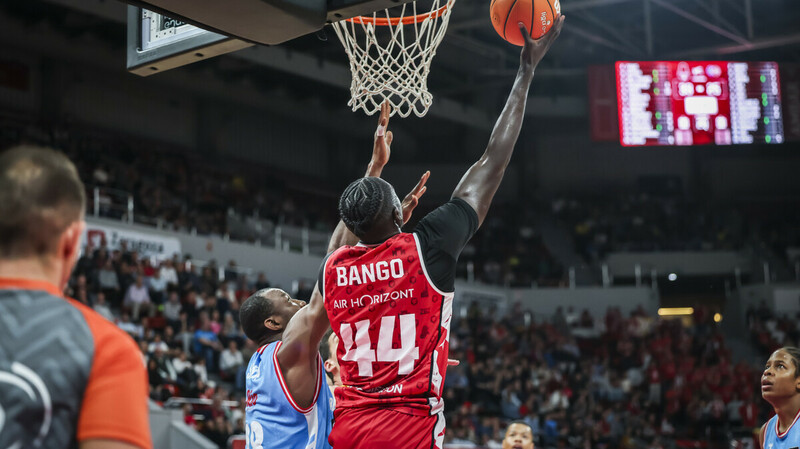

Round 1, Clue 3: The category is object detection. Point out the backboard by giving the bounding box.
[126,8,252,76]
[126,0,415,76]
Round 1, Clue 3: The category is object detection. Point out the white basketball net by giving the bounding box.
[331,0,456,118]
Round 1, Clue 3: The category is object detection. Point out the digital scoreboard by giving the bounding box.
[616,61,784,146]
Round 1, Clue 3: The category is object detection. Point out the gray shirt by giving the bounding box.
[97,269,119,289]
[164,301,182,321]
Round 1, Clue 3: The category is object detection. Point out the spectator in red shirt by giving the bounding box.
[183,404,197,429]
[142,258,156,277]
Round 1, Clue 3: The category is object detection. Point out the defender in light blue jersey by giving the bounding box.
[244,332,335,449]
[760,347,800,449]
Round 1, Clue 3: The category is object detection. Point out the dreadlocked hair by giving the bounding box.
[779,346,800,378]
[338,177,397,237]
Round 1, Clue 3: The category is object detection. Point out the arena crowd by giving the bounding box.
[67,242,774,449]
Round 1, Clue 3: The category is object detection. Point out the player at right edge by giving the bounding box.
[760,347,800,449]
[305,19,565,449]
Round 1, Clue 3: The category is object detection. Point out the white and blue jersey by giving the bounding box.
[764,410,800,449]
[245,341,334,449]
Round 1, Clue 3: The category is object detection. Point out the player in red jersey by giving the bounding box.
[292,19,565,449]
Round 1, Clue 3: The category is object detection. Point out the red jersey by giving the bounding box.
[323,233,453,416]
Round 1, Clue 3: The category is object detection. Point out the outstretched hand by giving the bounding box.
[367,101,394,176]
[520,15,565,73]
[401,171,430,224]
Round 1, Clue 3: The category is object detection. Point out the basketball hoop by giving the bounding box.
[331,0,456,118]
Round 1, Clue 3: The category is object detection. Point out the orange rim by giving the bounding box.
[345,4,450,26]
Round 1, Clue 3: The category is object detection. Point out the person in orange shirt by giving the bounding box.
[0,146,152,449]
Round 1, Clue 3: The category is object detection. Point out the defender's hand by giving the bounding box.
[519,15,565,73]
[401,171,430,224]
[369,101,394,174]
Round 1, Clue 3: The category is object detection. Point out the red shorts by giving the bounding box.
[329,408,445,449]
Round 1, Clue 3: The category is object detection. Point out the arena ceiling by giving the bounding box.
[3,0,800,129]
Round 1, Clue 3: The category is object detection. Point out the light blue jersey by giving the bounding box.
[245,341,334,449]
[764,411,800,449]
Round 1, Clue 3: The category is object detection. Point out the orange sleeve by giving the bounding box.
[73,300,153,449]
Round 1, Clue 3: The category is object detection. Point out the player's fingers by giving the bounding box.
[548,15,565,44]
[384,101,392,128]
[377,101,389,134]
[533,15,563,47]
[415,171,430,193]
[386,131,393,147]
[411,176,428,198]
[417,186,427,199]
[518,22,533,46]
[447,359,460,366]
[410,173,426,195]
[553,16,565,37]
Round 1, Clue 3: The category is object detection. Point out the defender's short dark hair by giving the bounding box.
[319,329,335,362]
[319,329,338,383]
[338,177,398,237]
[0,146,86,258]
[239,289,277,343]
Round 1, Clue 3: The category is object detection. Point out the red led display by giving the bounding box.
[616,61,783,146]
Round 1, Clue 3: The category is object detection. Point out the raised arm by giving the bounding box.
[328,101,396,252]
[277,103,428,407]
[451,17,565,227]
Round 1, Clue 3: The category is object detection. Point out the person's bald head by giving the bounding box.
[0,146,85,258]
[239,288,307,345]
[502,422,534,449]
